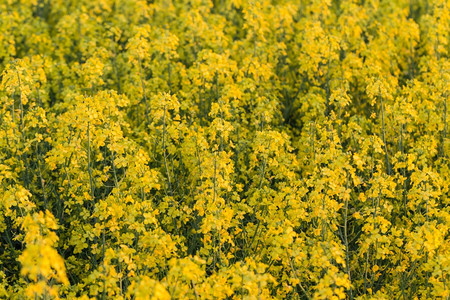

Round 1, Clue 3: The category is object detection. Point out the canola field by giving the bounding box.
[0,0,449,299]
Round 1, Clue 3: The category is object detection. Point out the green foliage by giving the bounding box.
[0,0,448,299]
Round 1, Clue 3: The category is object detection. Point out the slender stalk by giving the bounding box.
[87,121,95,200]
[102,228,106,300]
[191,280,199,300]
[138,57,150,126]
[213,152,217,203]
[288,254,311,300]
[162,105,173,196]
[112,43,121,94]
[442,95,447,157]
[35,143,48,209]
[325,44,331,117]
[379,94,391,175]
[343,175,353,299]
[15,69,30,188]
[15,69,25,132]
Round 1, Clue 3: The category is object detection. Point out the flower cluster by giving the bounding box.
[0,0,448,299]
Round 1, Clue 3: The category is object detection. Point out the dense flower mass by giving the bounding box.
[0,0,448,299]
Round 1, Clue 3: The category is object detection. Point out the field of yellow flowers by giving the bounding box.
[0,0,448,299]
